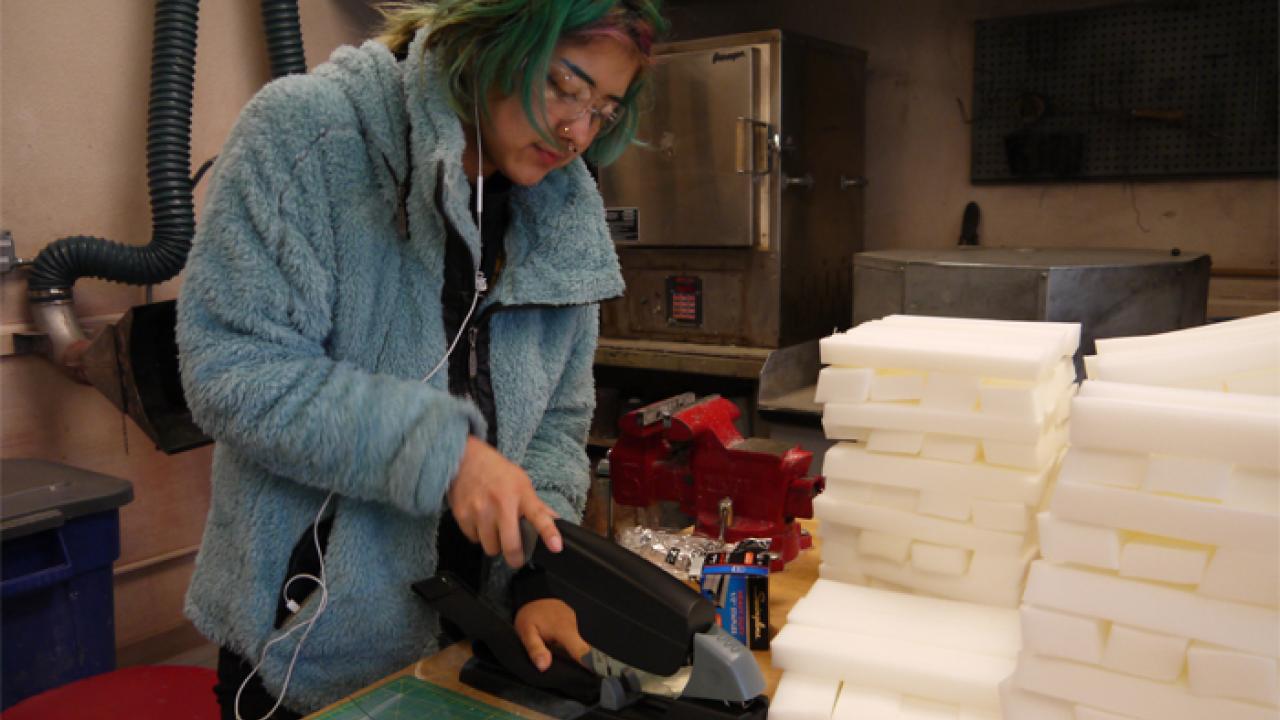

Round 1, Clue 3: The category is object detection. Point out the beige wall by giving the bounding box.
[1,0,378,659]
[1,0,1276,661]
[666,0,1279,316]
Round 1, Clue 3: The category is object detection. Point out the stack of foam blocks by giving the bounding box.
[812,314,1081,607]
[1005,315,1280,720]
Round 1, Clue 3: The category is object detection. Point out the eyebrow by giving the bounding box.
[560,57,625,104]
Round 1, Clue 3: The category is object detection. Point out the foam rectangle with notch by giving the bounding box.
[820,545,1036,608]
[1144,454,1234,502]
[1058,448,1148,489]
[922,372,980,411]
[825,401,1051,444]
[790,578,1022,657]
[1187,643,1279,706]
[1023,560,1279,657]
[971,499,1030,533]
[1093,312,1280,354]
[982,423,1069,471]
[1199,547,1280,607]
[1069,394,1280,470]
[770,672,842,720]
[999,680,1075,720]
[1020,605,1107,665]
[866,429,927,456]
[870,370,927,402]
[1037,512,1122,571]
[1050,478,1279,553]
[917,490,972,521]
[1099,624,1189,682]
[1118,541,1209,585]
[1013,652,1275,720]
[816,495,1026,555]
[823,443,1050,505]
[911,542,972,576]
[1085,330,1280,389]
[855,528,912,564]
[815,366,875,404]
[921,434,981,464]
[770,623,1015,711]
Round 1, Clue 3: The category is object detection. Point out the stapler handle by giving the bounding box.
[411,573,601,705]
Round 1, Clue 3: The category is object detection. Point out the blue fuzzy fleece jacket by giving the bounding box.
[176,28,622,713]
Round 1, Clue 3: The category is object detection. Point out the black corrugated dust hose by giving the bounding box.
[261,0,307,78]
[27,0,200,302]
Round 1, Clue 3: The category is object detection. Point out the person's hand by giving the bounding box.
[514,598,591,671]
[448,436,562,567]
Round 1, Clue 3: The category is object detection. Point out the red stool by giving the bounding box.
[3,665,218,720]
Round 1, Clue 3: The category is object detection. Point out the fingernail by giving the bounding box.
[537,653,550,671]
[548,535,562,552]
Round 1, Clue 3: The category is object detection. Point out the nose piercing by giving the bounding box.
[560,125,572,137]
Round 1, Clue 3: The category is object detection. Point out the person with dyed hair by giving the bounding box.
[175,1,666,717]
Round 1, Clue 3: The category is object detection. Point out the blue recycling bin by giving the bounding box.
[1,459,134,710]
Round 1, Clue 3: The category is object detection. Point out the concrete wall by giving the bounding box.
[1,0,379,661]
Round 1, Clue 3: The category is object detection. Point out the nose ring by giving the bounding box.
[560,125,572,137]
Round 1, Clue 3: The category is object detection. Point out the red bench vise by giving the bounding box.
[608,393,825,570]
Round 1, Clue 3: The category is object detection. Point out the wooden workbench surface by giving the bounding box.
[307,525,821,718]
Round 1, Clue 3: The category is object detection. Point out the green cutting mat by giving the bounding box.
[313,676,527,719]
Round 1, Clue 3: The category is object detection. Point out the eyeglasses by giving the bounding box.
[544,60,626,134]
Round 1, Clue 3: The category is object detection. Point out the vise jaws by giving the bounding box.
[608,393,825,570]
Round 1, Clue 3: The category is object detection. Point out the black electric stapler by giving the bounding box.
[412,518,769,719]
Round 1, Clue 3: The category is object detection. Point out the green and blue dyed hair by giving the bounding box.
[378,0,668,166]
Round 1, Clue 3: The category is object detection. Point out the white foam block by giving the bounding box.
[912,542,972,576]
[854,528,912,564]
[873,314,1081,359]
[917,490,972,522]
[1093,312,1280,354]
[1079,379,1280,414]
[791,578,1022,657]
[1187,643,1279,706]
[1075,706,1144,720]
[831,683,901,720]
[1118,541,1209,586]
[1085,330,1280,389]
[1020,605,1107,665]
[1199,547,1280,607]
[999,680,1074,720]
[921,434,981,464]
[815,366,875,404]
[825,478,875,504]
[1051,477,1280,553]
[1024,561,1280,658]
[1058,448,1148,490]
[1100,624,1189,682]
[981,423,1068,471]
[816,495,1026,555]
[1014,652,1275,720]
[825,401,1051,444]
[1225,367,1280,396]
[900,698,965,719]
[971,499,1029,533]
[922,372,980,412]
[870,370,927,402]
[980,360,1076,422]
[771,623,1014,711]
[1069,394,1280,470]
[821,545,1035,608]
[770,672,842,720]
[867,429,927,456]
[1037,512,1122,571]
[870,485,921,512]
[1144,454,1234,502]
[823,443,1050,505]
[1226,465,1280,513]
[819,321,1068,381]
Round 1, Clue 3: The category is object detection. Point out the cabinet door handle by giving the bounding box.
[839,175,868,190]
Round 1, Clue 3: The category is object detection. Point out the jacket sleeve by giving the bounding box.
[176,80,483,517]
[521,305,600,523]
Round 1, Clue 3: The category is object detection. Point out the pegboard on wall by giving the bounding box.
[972,0,1277,182]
